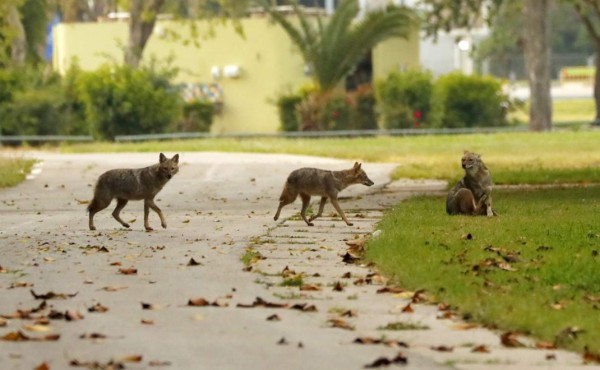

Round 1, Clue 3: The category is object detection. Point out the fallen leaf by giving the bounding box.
[8,282,33,289]
[80,333,107,340]
[1,331,59,342]
[188,298,210,307]
[70,360,124,369]
[299,284,321,291]
[535,341,557,350]
[187,258,202,266]
[141,319,154,325]
[35,362,50,370]
[461,233,473,240]
[0,318,6,327]
[65,310,84,321]
[148,360,172,366]
[281,266,296,277]
[411,289,427,303]
[365,352,408,368]
[332,281,344,292]
[277,337,288,345]
[342,272,352,279]
[100,286,127,292]
[236,297,288,309]
[500,331,526,347]
[471,345,490,353]
[267,314,281,321]
[341,310,357,318]
[584,347,600,364]
[88,303,109,313]
[118,355,143,363]
[341,252,359,264]
[30,289,78,300]
[119,267,137,275]
[452,323,479,330]
[354,337,409,348]
[401,303,414,313]
[430,345,453,352]
[110,261,122,266]
[328,318,354,331]
[22,324,52,332]
[377,286,405,294]
[141,302,164,310]
[290,303,317,312]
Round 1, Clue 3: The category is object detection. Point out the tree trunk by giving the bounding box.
[523,0,552,131]
[124,0,165,68]
[7,4,26,66]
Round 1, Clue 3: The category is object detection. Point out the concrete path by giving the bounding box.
[0,152,597,370]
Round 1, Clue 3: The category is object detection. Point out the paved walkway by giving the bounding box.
[0,152,598,370]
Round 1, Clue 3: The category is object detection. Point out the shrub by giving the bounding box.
[77,64,181,140]
[375,69,436,129]
[435,72,508,128]
[178,101,214,132]
[349,85,378,130]
[276,94,303,132]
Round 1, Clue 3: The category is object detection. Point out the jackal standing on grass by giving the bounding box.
[88,153,179,231]
[274,162,374,226]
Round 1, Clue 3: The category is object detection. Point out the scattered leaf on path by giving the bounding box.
[365,352,408,368]
[500,331,526,347]
[471,345,490,353]
[31,289,78,300]
[328,318,354,331]
[119,267,137,275]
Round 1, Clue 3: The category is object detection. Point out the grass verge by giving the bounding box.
[0,157,36,188]
[366,185,600,353]
[60,131,600,185]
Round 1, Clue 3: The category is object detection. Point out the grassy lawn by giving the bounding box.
[0,157,36,188]
[62,131,600,185]
[367,186,600,353]
[509,98,596,124]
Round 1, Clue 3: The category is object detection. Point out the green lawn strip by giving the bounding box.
[0,157,36,188]
[366,186,600,353]
[61,131,600,185]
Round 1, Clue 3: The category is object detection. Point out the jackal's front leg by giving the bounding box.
[308,197,327,223]
[330,197,352,226]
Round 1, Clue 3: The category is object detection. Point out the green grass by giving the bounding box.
[60,131,600,185]
[366,186,600,353]
[0,157,36,188]
[509,98,595,123]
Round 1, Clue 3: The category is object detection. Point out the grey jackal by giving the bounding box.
[446,151,495,216]
[87,153,179,231]
[274,162,374,226]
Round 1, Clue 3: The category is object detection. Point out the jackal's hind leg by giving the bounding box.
[309,197,327,222]
[112,198,130,228]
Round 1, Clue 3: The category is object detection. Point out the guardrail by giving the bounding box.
[0,126,531,144]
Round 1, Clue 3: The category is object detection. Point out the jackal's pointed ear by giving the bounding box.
[172,154,179,163]
[159,153,167,163]
[353,162,361,171]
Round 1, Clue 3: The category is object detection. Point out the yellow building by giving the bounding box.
[53,17,419,133]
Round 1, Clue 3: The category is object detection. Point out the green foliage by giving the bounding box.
[366,186,600,353]
[435,72,508,128]
[178,101,214,132]
[280,86,377,131]
[375,69,438,129]
[276,94,303,132]
[0,65,87,138]
[263,0,416,92]
[77,63,182,140]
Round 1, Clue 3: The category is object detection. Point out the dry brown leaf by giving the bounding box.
[341,309,357,318]
[141,302,165,310]
[30,289,78,300]
[401,303,414,313]
[500,331,526,347]
[365,352,408,368]
[290,303,317,312]
[281,265,296,277]
[332,281,344,292]
[118,355,143,363]
[354,337,408,348]
[141,319,154,325]
[1,331,59,342]
[88,303,109,313]
[266,314,281,321]
[430,345,453,352]
[341,252,359,263]
[9,282,33,289]
[110,261,122,266]
[376,286,405,294]
[65,310,84,321]
[584,347,600,364]
[342,272,352,279]
[452,323,479,330]
[535,341,557,350]
[22,324,52,333]
[299,284,321,291]
[237,297,288,309]
[35,362,50,370]
[80,332,107,340]
[328,318,354,331]
[471,345,490,353]
[0,318,7,327]
[188,298,210,307]
[187,258,202,266]
[101,286,127,292]
[119,267,137,275]
[411,289,427,303]
[148,360,172,366]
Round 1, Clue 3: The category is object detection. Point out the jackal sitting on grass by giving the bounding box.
[88,153,179,231]
[274,162,374,226]
[446,151,495,217]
